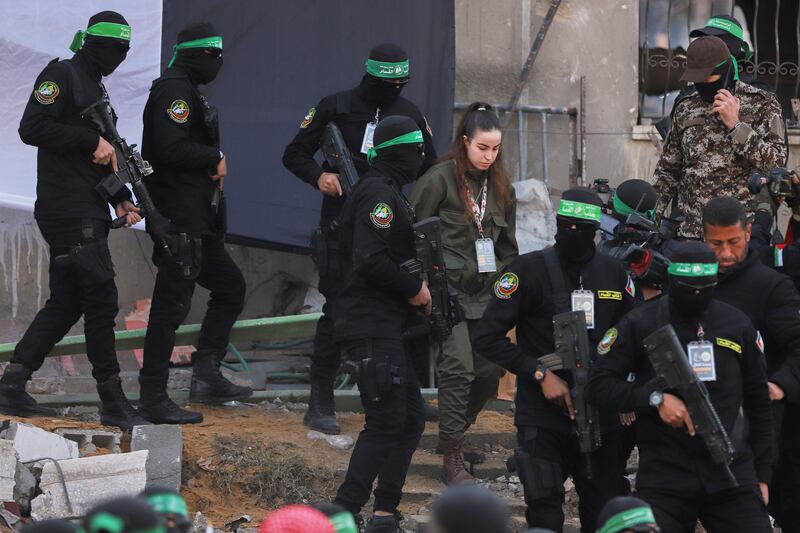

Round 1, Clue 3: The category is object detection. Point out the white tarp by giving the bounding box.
[0,1,162,211]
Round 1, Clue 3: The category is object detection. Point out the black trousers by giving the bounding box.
[334,338,425,515]
[770,446,800,532]
[309,228,343,387]
[141,234,245,377]
[13,219,120,382]
[517,426,630,533]
[637,484,772,533]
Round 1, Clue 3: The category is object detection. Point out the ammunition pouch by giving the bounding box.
[357,355,403,403]
[511,449,564,502]
[159,233,202,280]
[53,223,114,284]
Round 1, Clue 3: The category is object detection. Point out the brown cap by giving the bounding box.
[680,35,731,82]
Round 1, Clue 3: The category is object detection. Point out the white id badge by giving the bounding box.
[688,341,716,382]
[360,122,377,154]
[571,290,595,329]
[475,238,497,273]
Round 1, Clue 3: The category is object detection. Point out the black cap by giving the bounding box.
[689,14,743,38]
[88,11,128,27]
[667,240,718,286]
[614,179,657,215]
[373,115,420,146]
[431,486,511,533]
[596,496,658,533]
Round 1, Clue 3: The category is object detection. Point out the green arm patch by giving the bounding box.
[597,290,622,300]
[300,107,316,128]
[597,327,618,355]
[716,337,742,354]
[493,272,519,300]
[34,81,60,105]
[369,202,394,229]
[167,100,190,123]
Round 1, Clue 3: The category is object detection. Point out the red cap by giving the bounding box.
[259,505,336,533]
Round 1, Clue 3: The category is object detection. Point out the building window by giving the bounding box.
[639,0,800,126]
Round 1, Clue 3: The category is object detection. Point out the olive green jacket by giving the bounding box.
[411,160,518,319]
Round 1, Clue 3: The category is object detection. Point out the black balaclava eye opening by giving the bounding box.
[360,43,408,107]
[694,56,737,104]
[75,11,130,78]
[368,115,424,186]
[667,241,718,320]
[172,22,222,85]
[554,187,603,264]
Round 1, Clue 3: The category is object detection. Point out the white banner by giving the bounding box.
[0,1,163,211]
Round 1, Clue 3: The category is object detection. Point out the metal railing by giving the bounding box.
[639,0,800,123]
[453,100,581,187]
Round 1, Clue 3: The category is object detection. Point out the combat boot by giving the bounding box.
[96,375,150,432]
[440,437,477,486]
[0,363,56,417]
[436,426,486,464]
[138,375,203,424]
[303,379,340,435]
[189,350,253,404]
[364,513,400,533]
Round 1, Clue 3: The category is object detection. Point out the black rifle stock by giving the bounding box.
[553,310,602,478]
[82,99,172,257]
[321,122,359,195]
[402,216,464,343]
[644,324,738,486]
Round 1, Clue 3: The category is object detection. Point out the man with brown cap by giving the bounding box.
[652,35,786,240]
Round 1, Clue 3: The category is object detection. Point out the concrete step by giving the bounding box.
[407,449,512,481]
[417,430,517,451]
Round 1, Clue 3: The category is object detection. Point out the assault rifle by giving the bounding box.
[321,122,359,195]
[644,324,738,486]
[83,98,172,257]
[401,216,464,343]
[541,310,602,478]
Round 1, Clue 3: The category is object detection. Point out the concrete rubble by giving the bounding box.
[54,427,121,454]
[131,424,182,491]
[0,440,18,502]
[31,450,148,520]
[2,422,79,463]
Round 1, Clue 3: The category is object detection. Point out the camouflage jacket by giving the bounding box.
[653,80,786,238]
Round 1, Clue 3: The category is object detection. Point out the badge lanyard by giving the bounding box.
[688,322,716,382]
[571,275,595,329]
[472,180,497,273]
[360,107,381,155]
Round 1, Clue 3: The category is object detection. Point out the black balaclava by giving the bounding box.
[694,55,737,103]
[171,23,223,85]
[368,115,424,186]
[554,187,604,264]
[596,496,658,533]
[83,497,165,533]
[139,487,191,533]
[431,485,512,533]
[360,43,409,107]
[74,11,130,78]
[667,241,718,320]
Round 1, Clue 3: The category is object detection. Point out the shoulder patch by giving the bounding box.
[625,276,636,298]
[167,99,190,123]
[715,337,742,354]
[34,81,59,105]
[369,202,394,229]
[755,330,765,353]
[597,290,622,301]
[300,107,316,128]
[597,327,618,355]
[424,115,433,136]
[494,272,519,300]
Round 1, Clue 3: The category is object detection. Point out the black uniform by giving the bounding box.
[586,297,774,532]
[472,247,635,532]
[282,82,436,396]
[714,248,800,530]
[331,117,427,520]
[15,53,131,382]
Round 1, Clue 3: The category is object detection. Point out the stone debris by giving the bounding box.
[2,422,79,463]
[131,425,182,491]
[53,428,121,454]
[0,440,17,502]
[306,430,354,450]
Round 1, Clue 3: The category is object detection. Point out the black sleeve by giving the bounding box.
[586,315,662,413]
[146,82,220,171]
[741,325,776,484]
[417,112,437,176]
[281,96,335,188]
[472,258,540,378]
[763,278,800,403]
[18,62,99,155]
[350,187,421,299]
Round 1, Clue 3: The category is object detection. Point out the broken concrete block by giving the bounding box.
[54,428,121,454]
[5,422,79,463]
[13,461,36,514]
[0,440,17,502]
[30,449,148,520]
[131,425,182,491]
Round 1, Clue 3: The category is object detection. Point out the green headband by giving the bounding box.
[146,493,189,517]
[667,262,719,277]
[87,512,166,533]
[612,191,655,220]
[365,59,409,79]
[366,129,423,162]
[596,506,657,533]
[70,22,131,52]
[705,18,752,61]
[557,199,602,223]
[168,36,223,68]
[329,512,358,533]
[715,55,740,81]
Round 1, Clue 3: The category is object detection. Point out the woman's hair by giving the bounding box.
[442,102,513,221]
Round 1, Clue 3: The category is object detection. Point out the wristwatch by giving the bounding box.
[533,363,548,382]
[649,390,664,409]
